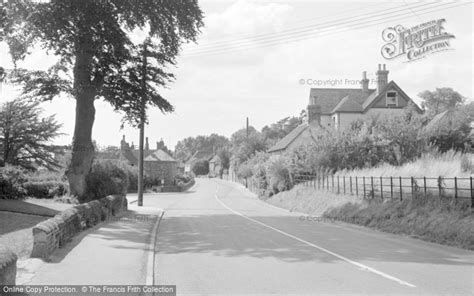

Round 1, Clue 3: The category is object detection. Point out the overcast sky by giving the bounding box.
[0,0,472,150]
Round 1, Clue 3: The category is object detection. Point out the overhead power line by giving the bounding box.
[186,1,436,52]
[182,1,468,58]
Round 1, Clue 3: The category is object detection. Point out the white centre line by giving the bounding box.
[214,191,416,288]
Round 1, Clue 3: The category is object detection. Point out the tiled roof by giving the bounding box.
[331,95,363,113]
[423,110,449,133]
[210,155,221,163]
[185,150,214,165]
[144,149,176,162]
[267,124,309,153]
[309,88,375,114]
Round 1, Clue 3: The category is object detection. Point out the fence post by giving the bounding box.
[399,176,402,201]
[318,174,321,189]
[350,177,353,195]
[390,176,393,200]
[363,177,366,199]
[411,177,414,198]
[470,176,473,209]
[454,177,458,202]
[332,175,334,192]
[356,176,358,197]
[438,176,442,198]
[343,176,346,194]
[337,176,340,194]
[423,177,427,197]
[380,177,383,200]
[322,174,325,190]
[371,177,374,199]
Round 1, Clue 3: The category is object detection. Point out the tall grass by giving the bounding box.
[336,150,473,178]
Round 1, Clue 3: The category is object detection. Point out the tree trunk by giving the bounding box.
[66,44,96,201]
[67,94,95,201]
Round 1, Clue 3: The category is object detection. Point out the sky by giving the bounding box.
[0,0,472,150]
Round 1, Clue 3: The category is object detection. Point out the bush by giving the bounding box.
[85,160,129,202]
[0,166,28,199]
[23,180,69,199]
[265,155,293,194]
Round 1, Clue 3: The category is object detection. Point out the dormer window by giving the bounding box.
[386,91,398,107]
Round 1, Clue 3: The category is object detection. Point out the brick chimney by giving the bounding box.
[307,96,321,125]
[361,71,369,92]
[145,137,149,151]
[376,64,389,94]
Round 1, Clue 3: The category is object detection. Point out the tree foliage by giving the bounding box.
[175,134,229,161]
[230,127,267,166]
[192,160,209,176]
[2,0,203,198]
[418,87,465,116]
[0,98,63,170]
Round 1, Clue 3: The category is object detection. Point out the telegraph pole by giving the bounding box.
[246,117,249,138]
[137,41,148,207]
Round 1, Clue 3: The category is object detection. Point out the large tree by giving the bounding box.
[418,87,465,116]
[0,98,62,170]
[174,134,229,161]
[2,1,203,199]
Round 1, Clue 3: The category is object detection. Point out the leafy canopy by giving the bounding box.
[3,0,203,125]
[0,98,63,170]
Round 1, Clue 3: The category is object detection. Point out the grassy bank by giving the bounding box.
[335,151,473,178]
[265,185,474,250]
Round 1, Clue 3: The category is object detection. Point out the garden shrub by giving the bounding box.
[23,180,69,199]
[85,159,129,202]
[265,155,293,194]
[0,165,28,199]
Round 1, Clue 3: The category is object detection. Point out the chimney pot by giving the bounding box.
[376,64,389,94]
[361,71,369,92]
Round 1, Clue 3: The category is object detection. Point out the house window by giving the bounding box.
[386,91,398,107]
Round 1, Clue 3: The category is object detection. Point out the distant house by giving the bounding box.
[209,155,222,177]
[268,64,422,154]
[120,136,178,185]
[184,150,214,173]
[423,109,474,150]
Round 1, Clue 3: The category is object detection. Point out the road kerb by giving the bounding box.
[145,209,164,286]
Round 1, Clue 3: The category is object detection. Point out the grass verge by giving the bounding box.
[265,185,474,250]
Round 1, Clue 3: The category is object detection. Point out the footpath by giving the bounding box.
[16,200,163,286]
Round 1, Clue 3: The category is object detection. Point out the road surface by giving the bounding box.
[143,178,473,295]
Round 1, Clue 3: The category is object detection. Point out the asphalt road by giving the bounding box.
[143,178,474,295]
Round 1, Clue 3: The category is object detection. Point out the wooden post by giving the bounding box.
[350,177,353,195]
[363,177,366,198]
[423,176,427,197]
[343,176,346,194]
[411,177,414,198]
[371,176,374,199]
[356,176,358,197]
[470,176,473,209]
[399,176,403,201]
[454,177,458,202]
[332,175,334,191]
[438,176,442,198]
[380,176,383,200]
[337,176,340,194]
[390,176,393,200]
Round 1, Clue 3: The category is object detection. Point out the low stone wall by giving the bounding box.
[0,245,17,285]
[31,195,127,259]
